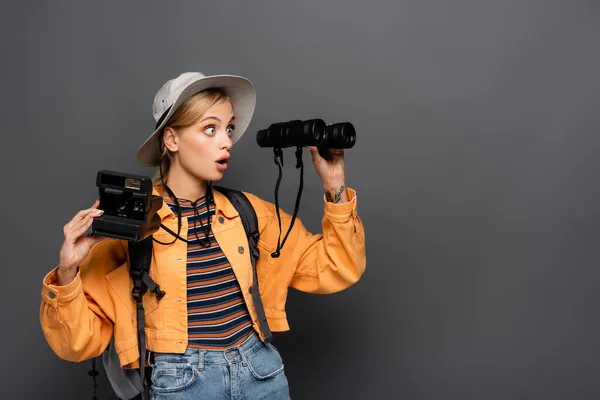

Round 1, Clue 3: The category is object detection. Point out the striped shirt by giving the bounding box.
[165,195,254,349]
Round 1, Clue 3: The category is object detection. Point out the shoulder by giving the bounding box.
[213,185,294,222]
[239,191,276,220]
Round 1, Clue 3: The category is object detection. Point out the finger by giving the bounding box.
[69,215,95,241]
[305,146,320,160]
[64,203,102,230]
[65,214,91,236]
[65,208,100,230]
[72,207,103,233]
[66,213,97,241]
[318,147,334,161]
[66,218,92,243]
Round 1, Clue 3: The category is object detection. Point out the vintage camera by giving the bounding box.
[90,170,163,242]
[256,119,356,149]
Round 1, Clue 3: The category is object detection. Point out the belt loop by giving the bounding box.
[147,350,155,367]
[239,347,250,368]
[197,349,205,371]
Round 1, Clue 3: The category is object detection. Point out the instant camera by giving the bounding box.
[90,170,163,242]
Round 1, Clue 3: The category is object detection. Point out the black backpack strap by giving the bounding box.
[213,186,273,343]
[128,236,165,400]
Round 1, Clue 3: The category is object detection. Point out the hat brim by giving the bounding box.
[136,74,256,166]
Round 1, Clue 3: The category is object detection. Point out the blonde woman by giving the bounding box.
[40,72,366,400]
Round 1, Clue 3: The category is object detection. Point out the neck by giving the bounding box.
[164,164,208,201]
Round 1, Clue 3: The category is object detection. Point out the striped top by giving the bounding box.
[165,195,254,349]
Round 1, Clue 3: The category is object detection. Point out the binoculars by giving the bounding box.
[256,119,356,149]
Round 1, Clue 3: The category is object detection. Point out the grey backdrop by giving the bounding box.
[1,0,600,399]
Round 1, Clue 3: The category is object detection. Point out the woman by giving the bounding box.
[40,71,366,399]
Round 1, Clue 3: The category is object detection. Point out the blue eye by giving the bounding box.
[226,125,236,136]
[204,126,216,135]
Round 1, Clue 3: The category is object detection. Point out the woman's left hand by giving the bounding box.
[307,146,349,204]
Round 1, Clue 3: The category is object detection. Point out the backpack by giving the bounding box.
[88,186,273,400]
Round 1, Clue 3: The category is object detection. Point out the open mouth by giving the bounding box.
[216,156,230,168]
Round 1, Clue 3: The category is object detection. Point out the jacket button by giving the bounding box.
[248,286,253,294]
[48,292,56,299]
[238,246,244,253]
[218,216,225,224]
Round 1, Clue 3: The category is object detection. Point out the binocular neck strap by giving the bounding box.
[271,146,304,258]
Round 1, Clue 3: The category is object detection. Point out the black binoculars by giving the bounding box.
[256,119,356,149]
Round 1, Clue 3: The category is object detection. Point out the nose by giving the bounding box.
[220,132,233,151]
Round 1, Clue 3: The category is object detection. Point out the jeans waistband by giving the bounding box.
[150,333,266,367]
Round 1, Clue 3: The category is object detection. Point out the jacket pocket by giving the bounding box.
[105,263,159,316]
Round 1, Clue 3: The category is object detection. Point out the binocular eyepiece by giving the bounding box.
[256,119,356,149]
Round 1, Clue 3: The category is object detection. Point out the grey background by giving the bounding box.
[1,0,599,399]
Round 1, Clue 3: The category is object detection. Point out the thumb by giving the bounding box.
[305,146,320,160]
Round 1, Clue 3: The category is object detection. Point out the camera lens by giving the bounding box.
[133,200,144,212]
[117,199,129,217]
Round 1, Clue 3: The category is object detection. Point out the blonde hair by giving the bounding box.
[153,88,231,185]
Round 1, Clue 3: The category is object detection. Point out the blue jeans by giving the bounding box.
[149,333,291,400]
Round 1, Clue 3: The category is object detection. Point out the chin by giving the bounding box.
[191,169,224,183]
[210,172,226,182]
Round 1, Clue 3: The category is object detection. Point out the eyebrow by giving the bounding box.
[200,116,236,123]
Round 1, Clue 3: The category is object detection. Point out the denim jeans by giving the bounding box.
[149,333,291,400]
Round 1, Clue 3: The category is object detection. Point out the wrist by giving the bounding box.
[322,176,345,189]
[324,183,348,204]
[57,265,78,286]
[58,262,78,271]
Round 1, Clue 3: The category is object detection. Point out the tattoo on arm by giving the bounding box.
[325,185,345,203]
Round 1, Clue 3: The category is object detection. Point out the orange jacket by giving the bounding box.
[40,185,366,368]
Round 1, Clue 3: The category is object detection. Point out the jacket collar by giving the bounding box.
[152,184,239,220]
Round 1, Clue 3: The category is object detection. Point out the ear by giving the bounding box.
[162,127,179,153]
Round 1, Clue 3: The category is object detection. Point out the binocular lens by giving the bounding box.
[326,122,356,148]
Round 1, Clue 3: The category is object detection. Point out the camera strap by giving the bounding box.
[128,235,165,400]
[270,146,304,258]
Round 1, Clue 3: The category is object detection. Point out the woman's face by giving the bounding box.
[165,99,235,182]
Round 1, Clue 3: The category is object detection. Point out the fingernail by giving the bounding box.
[96,209,104,215]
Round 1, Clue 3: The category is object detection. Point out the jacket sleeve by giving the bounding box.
[282,187,366,294]
[39,239,123,362]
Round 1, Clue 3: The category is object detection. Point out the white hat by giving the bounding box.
[136,72,256,166]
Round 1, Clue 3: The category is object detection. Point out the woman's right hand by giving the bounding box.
[57,200,108,279]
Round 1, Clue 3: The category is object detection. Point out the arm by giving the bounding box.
[40,262,115,362]
[40,202,119,362]
[288,186,366,294]
[289,146,366,293]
